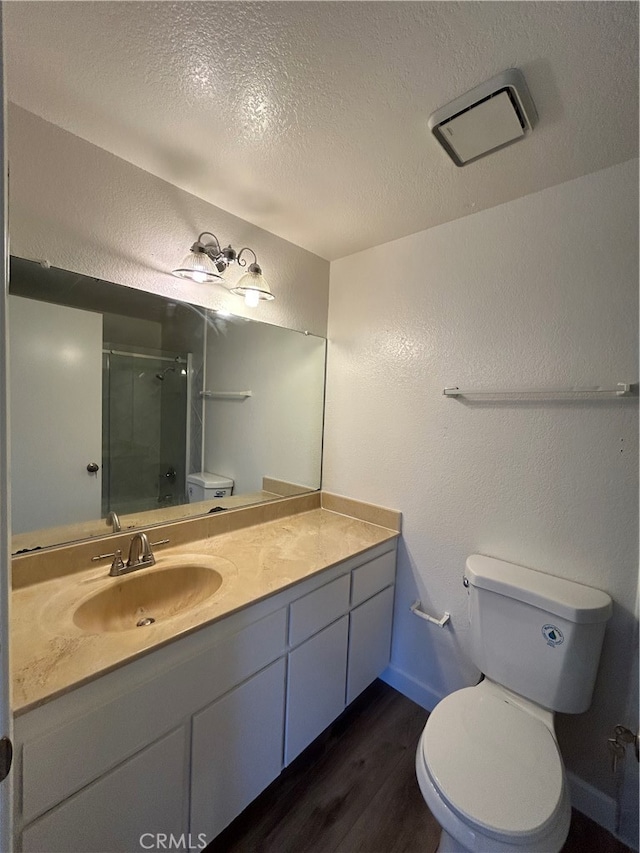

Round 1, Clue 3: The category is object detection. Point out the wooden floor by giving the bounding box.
[207,681,634,853]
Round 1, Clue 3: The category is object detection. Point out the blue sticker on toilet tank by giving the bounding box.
[542,625,564,647]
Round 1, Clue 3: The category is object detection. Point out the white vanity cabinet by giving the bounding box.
[347,586,395,704]
[190,658,287,841]
[285,616,349,764]
[14,540,396,852]
[22,727,188,853]
[347,551,396,705]
[285,574,351,764]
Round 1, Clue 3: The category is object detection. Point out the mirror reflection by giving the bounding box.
[9,257,326,554]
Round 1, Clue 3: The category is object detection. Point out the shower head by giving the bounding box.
[155,366,176,381]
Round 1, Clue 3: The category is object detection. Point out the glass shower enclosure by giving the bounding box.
[102,345,191,516]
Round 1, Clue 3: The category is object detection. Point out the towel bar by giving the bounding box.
[443,383,633,398]
[200,390,252,400]
[410,601,450,627]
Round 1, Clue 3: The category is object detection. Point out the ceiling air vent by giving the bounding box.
[428,68,537,167]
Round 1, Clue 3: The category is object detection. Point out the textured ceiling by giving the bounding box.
[4,1,638,260]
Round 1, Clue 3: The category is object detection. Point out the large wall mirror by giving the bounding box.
[9,257,326,554]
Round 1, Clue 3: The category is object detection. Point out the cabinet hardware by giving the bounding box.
[0,737,13,782]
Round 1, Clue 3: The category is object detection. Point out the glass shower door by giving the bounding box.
[103,349,189,516]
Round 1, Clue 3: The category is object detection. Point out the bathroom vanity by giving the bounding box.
[11,497,399,852]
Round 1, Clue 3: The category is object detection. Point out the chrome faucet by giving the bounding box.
[106,511,121,533]
[109,532,156,577]
[127,532,156,570]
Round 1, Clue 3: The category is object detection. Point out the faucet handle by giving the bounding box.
[91,550,119,562]
[109,549,125,577]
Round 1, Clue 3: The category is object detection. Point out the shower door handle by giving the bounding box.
[86,462,100,473]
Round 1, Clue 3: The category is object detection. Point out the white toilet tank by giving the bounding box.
[465,554,612,714]
[186,472,234,502]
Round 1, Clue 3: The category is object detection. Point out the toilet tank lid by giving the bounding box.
[187,472,234,489]
[465,554,612,624]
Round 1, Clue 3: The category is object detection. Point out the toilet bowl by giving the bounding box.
[415,680,571,852]
[415,554,612,853]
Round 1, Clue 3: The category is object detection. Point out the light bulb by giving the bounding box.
[191,272,207,284]
[230,266,274,303]
[244,289,260,308]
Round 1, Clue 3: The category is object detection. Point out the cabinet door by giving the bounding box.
[346,586,394,705]
[285,616,349,765]
[22,727,187,853]
[190,658,286,842]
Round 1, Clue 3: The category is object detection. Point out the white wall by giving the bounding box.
[324,159,639,807]
[203,321,325,494]
[7,104,329,337]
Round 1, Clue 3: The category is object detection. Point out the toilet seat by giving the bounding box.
[421,683,565,841]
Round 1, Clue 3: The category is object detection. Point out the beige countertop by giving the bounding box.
[12,507,399,715]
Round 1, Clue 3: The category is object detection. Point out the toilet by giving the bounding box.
[416,554,613,853]
[186,471,234,502]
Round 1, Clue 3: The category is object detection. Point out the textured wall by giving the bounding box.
[324,159,639,804]
[7,104,329,336]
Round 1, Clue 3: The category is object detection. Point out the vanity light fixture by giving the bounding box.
[172,232,274,305]
[229,249,274,308]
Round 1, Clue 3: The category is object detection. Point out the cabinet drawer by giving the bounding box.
[22,726,187,853]
[351,550,396,607]
[289,574,350,647]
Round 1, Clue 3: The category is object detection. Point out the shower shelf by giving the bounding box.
[442,383,634,398]
[199,390,252,400]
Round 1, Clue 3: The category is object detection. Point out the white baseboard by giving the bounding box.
[567,772,618,836]
[380,664,444,713]
[381,666,624,841]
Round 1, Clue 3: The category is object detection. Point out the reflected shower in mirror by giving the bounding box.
[9,257,326,554]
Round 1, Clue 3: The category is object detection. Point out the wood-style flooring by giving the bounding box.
[207,680,634,853]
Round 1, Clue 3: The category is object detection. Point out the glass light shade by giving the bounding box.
[172,250,223,283]
[230,270,274,304]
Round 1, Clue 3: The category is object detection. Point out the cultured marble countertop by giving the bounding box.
[12,508,398,715]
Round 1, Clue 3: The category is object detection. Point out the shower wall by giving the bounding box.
[161,303,206,477]
[158,356,189,505]
[102,348,189,515]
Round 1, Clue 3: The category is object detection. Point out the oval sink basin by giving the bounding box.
[73,564,223,633]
